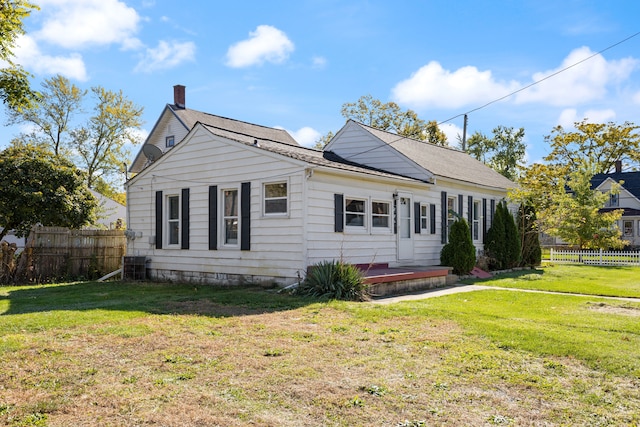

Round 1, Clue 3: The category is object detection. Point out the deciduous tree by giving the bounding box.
[340,94,448,145]
[0,0,39,111]
[8,75,144,190]
[544,120,640,173]
[466,126,525,181]
[7,74,85,155]
[0,145,97,240]
[544,162,626,250]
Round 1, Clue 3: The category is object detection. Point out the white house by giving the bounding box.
[125,86,515,285]
[592,166,640,248]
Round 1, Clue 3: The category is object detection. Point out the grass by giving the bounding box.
[462,264,640,298]
[0,267,639,426]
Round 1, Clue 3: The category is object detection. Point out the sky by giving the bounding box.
[2,0,640,166]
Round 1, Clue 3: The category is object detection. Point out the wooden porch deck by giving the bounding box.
[356,264,455,297]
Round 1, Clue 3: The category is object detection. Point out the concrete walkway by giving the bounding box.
[372,283,640,304]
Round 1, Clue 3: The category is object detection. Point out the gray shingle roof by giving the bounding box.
[173,106,299,146]
[200,124,418,182]
[356,122,516,189]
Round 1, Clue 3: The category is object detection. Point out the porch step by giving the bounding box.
[360,265,454,297]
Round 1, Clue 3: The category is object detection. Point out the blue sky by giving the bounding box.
[3,0,640,165]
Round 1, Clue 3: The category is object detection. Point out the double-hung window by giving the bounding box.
[473,200,480,240]
[371,201,390,228]
[447,196,457,237]
[345,198,366,227]
[223,189,239,245]
[167,195,180,245]
[264,182,288,215]
[623,220,634,237]
[420,204,429,230]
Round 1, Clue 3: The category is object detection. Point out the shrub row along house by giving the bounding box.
[125,86,515,286]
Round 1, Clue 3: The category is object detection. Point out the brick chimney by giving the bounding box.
[173,84,185,109]
[615,160,622,173]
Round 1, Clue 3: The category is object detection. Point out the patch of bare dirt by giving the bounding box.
[588,302,640,316]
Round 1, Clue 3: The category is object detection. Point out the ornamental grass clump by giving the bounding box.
[298,260,369,301]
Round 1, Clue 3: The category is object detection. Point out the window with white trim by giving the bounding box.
[166,135,175,147]
[623,220,634,237]
[420,204,428,230]
[263,182,288,215]
[167,195,180,245]
[223,189,239,245]
[345,198,366,227]
[473,200,480,240]
[371,201,390,228]
[607,193,619,207]
[447,196,457,237]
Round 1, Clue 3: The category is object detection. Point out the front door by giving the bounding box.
[397,193,414,261]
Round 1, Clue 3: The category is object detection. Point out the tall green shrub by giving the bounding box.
[518,203,542,267]
[503,202,521,268]
[440,218,476,275]
[485,203,506,269]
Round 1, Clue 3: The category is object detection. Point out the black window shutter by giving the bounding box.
[241,182,251,251]
[441,191,447,244]
[468,195,473,232]
[155,191,163,249]
[430,204,436,234]
[458,194,464,218]
[181,188,190,249]
[482,198,487,242]
[209,186,218,250]
[393,198,397,234]
[414,202,421,234]
[334,194,344,232]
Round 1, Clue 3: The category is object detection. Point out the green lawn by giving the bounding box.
[463,264,640,298]
[0,267,639,426]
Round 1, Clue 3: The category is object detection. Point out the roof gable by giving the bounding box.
[328,120,515,190]
[130,105,299,173]
[592,171,640,202]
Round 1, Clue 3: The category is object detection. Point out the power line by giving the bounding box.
[438,30,640,125]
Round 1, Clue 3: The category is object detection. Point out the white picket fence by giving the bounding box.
[550,248,640,266]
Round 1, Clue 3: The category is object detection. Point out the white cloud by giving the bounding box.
[34,0,141,49]
[275,126,321,147]
[225,25,294,68]
[516,47,638,106]
[391,61,520,109]
[633,91,640,105]
[557,108,616,128]
[134,40,196,73]
[440,123,463,147]
[13,35,88,81]
[312,56,327,69]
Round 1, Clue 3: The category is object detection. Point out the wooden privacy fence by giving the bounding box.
[20,226,126,282]
[550,248,640,266]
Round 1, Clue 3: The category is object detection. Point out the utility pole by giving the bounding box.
[461,114,468,151]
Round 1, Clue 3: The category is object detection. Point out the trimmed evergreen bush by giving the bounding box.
[518,203,542,267]
[440,218,476,275]
[485,201,521,270]
[297,260,368,301]
[485,203,506,269]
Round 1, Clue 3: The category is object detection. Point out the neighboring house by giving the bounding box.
[125,85,515,285]
[592,165,640,248]
[89,190,126,229]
